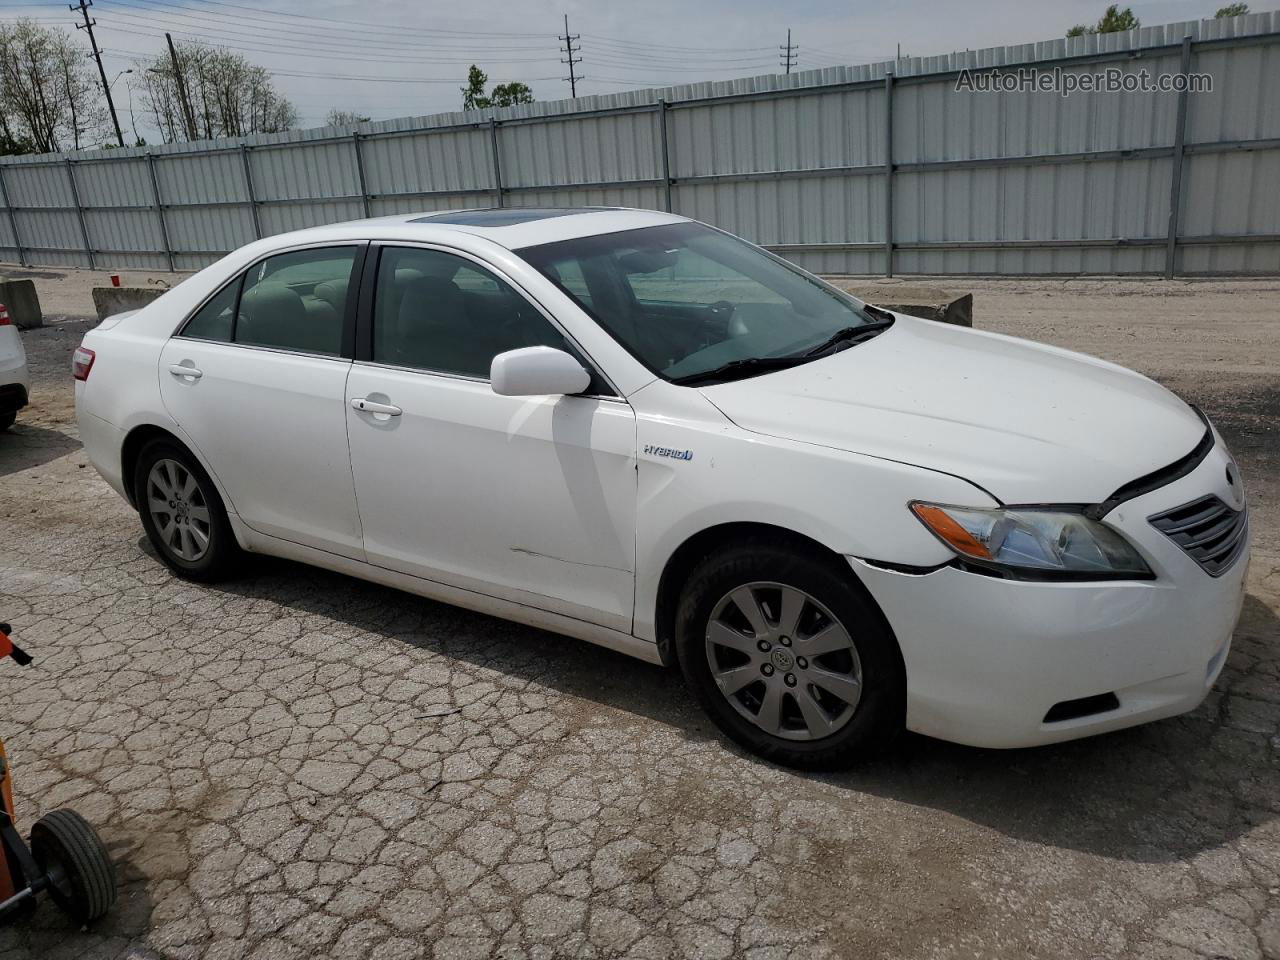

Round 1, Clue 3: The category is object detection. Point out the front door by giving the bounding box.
[344,245,637,632]
[158,243,366,559]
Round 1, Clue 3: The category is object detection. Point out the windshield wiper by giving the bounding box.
[670,355,810,387]
[803,317,896,357]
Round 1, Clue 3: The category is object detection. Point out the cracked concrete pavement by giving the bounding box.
[0,276,1278,959]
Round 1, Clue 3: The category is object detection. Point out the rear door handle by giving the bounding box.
[350,397,402,416]
[169,363,202,380]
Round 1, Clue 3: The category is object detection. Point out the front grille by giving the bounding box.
[1149,495,1248,577]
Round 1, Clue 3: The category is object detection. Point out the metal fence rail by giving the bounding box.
[0,13,1276,277]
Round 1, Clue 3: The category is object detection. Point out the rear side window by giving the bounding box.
[236,247,358,356]
[182,280,239,342]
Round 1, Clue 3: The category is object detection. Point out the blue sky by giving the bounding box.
[0,0,1251,136]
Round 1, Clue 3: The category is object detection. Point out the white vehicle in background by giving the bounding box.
[0,303,29,431]
[72,208,1249,769]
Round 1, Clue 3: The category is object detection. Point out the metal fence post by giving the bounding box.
[489,118,504,208]
[0,165,25,267]
[1165,35,1194,279]
[146,153,175,272]
[658,99,673,213]
[65,158,94,270]
[883,71,895,278]
[240,143,262,238]
[352,133,371,218]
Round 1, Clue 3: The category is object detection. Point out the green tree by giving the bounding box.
[1215,3,1249,16]
[461,66,535,111]
[489,81,534,107]
[461,65,490,111]
[1067,4,1140,36]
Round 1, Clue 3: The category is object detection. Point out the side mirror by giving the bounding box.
[490,346,591,397]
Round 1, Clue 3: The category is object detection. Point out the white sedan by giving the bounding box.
[0,303,29,431]
[73,208,1249,768]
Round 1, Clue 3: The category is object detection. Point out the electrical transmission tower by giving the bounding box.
[779,28,798,74]
[560,14,582,98]
[70,0,124,146]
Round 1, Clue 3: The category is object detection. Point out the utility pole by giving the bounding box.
[71,0,124,146]
[779,28,798,74]
[559,14,582,98]
[166,32,197,141]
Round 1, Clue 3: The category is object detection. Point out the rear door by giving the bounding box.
[344,244,638,631]
[158,243,367,559]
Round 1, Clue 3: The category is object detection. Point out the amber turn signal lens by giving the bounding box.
[910,503,993,560]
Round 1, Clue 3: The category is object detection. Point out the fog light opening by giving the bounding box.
[1043,692,1120,724]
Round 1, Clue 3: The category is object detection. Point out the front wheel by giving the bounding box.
[675,541,905,770]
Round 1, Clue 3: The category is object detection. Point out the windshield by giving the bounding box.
[516,223,879,384]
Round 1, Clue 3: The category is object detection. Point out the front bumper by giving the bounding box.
[854,435,1249,749]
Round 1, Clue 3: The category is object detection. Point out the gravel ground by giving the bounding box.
[0,272,1277,960]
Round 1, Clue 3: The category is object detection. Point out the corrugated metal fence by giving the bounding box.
[0,13,1277,277]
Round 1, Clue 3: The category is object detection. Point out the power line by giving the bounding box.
[779,28,797,74]
[559,13,581,98]
[70,0,125,146]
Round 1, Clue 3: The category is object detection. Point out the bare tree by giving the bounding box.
[53,33,105,151]
[325,108,370,127]
[139,41,296,143]
[0,20,107,154]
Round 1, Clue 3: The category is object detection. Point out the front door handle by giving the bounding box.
[169,363,203,380]
[350,397,402,416]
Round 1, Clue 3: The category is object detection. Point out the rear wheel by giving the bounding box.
[29,809,116,925]
[676,541,905,769]
[134,439,240,582]
[0,411,15,432]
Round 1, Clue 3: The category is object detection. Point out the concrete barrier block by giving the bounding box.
[0,279,42,329]
[92,286,166,323]
[841,285,973,327]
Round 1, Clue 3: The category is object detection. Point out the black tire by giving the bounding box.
[0,410,15,432]
[675,539,905,770]
[29,809,117,925]
[133,438,241,582]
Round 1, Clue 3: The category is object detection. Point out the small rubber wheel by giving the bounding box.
[29,809,117,925]
[675,540,905,770]
[0,411,15,432]
[134,438,240,582]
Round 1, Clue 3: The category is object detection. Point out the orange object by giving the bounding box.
[911,503,993,560]
[0,738,14,901]
[110,274,121,287]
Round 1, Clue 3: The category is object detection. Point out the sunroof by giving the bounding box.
[410,208,617,227]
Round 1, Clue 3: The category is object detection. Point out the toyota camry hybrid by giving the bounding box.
[73,208,1250,769]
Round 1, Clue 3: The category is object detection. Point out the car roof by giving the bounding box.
[259,207,690,254]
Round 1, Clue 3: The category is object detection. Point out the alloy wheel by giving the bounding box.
[146,458,212,562]
[704,581,863,741]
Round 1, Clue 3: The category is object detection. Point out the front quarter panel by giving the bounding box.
[629,380,998,641]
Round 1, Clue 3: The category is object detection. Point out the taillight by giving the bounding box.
[72,346,96,381]
[0,303,9,325]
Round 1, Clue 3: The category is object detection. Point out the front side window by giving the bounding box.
[371,246,595,386]
[235,247,358,356]
[516,223,881,384]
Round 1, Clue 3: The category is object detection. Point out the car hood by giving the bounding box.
[698,314,1206,505]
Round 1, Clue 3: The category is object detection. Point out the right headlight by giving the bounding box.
[909,501,1152,579]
